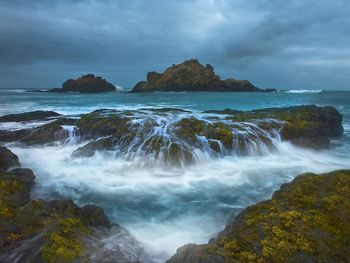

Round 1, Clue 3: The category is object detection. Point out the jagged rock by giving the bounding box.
[167,170,350,263]
[48,74,116,93]
[130,59,270,92]
[0,146,20,170]
[0,111,61,122]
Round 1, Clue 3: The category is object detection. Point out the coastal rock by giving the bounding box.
[0,110,61,122]
[167,170,350,263]
[0,146,20,170]
[49,74,116,93]
[79,204,111,228]
[208,105,343,149]
[19,120,66,145]
[71,105,343,162]
[0,149,141,263]
[130,59,270,92]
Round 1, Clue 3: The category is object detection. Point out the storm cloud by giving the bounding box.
[0,0,349,89]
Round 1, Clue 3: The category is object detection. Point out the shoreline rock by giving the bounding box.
[166,169,350,263]
[130,59,276,93]
[0,146,141,262]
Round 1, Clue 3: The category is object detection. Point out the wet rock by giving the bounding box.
[79,204,111,228]
[77,110,131,139]
[0,146,20,170]
[167,170,350,263]
[48,74,116,93]
[0,111,61,122]
[209,105,343,149]
[19,120,66,145]
[0,168,34,207]
[167,244,224,263]
[0,129,30,142]
[130,59,265,92]
[72,137,114,158]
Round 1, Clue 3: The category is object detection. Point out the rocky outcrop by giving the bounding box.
[0,146,20,170]
[0,111,61,122]
[0,147,141,263]
[205,105,344,149]
[167,170,350,263]
[70,105,343,161]
[0,117,78,145]
[130,59,274,92]
[48,74,116,93]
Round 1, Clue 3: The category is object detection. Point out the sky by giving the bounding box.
[0,0,349,90]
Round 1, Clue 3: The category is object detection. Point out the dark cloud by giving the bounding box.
[0,0,349,89]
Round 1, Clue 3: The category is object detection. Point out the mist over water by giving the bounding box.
[2,90,350,262]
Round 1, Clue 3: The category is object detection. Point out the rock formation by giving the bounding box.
[48,74,116,93]
[130,59,274,92]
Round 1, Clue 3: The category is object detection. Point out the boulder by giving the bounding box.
[0,146,20,170]
[167,170,350,263]
[130,59,268,92]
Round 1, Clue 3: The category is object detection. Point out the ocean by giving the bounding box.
[1,89,350,262]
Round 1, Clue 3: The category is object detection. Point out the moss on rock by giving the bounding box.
[167,170,350,263]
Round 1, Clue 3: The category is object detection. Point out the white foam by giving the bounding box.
[286,89,323,94]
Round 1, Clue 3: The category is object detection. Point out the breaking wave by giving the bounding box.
[286,89,323,94]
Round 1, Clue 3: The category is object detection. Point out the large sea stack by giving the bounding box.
[48,74,116,93]
[130,59,273,92]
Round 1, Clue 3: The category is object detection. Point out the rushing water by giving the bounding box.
[1,89,350,262]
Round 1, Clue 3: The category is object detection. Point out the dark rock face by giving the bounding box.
[167,170,350,263]
[0,111,61,122]
[49,74,116,93]
[130,59,268,92]
[0,146,20,170]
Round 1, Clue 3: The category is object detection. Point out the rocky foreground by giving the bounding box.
[0,104,349,262]
[1,146,349,262]
[0,146,142,263]
[130,59,275,92]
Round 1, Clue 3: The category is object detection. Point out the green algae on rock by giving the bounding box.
[166,170,350,263]
[0,147,115,263]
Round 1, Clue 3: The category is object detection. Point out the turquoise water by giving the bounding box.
[1,90,350,115]
[1,89,350,262]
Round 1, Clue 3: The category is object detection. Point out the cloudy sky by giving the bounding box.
[0,0,349,90]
